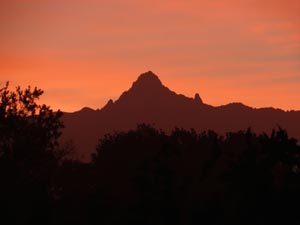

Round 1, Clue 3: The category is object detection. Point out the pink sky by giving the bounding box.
[1,0,299,112]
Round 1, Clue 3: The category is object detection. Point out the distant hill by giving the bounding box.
[61,71,300,160]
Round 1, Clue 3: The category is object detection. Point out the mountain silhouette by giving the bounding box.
[62,71,300,160]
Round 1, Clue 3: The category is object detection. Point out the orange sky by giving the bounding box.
[1,0,300,112]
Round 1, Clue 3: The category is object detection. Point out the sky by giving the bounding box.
[0,0,299,112]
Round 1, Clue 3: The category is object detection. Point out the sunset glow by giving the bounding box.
[1,0,299,111]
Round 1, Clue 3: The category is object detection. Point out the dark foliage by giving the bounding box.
[1,83,300,225]
[87,125,300,225]
[0,82,64,224]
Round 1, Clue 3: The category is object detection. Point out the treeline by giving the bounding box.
[1,83,300,225]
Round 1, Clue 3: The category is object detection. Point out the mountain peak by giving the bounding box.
[101,99,114,111]
[133,71,162,88]
[194,93,203,104]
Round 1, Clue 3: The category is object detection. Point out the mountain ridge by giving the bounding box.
[61,71,300,160]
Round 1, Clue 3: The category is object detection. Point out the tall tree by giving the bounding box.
[0,82,64,224]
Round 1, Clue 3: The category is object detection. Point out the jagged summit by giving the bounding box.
[194,93,203,104]
[116,71,169,103]
[132,71,162,88]
[101,99,114,110]
[115,71,207,107]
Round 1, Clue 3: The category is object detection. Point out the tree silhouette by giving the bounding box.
[1,82,300,225]
[0,82,64,224]
[90,125,300,225]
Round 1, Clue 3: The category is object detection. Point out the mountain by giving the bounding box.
[61,71,300,160]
